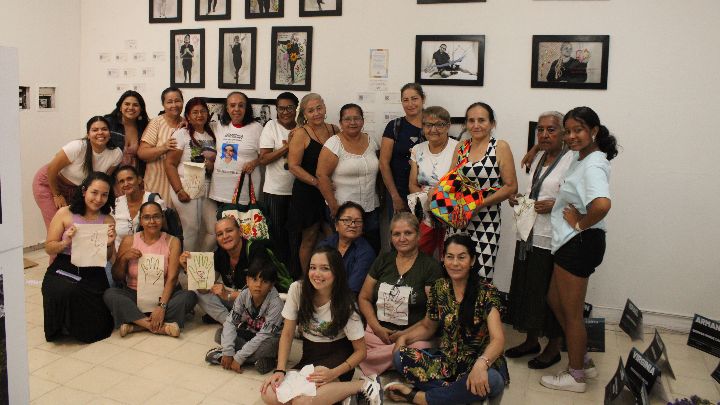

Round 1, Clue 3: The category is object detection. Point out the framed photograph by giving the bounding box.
[18,86,29,110]
[531,35,610,90]
[528,121,538,151]
[38,86,56,111]
[149,0,182,23]
[270,26,313,91]
[170,29,205,88]
[415,35,485,86]
[195,0,230,20]
[246,0,284,18]
[205,97,226,126]
[299,0,342,17]
[218,28,257,89]
[248,98,277,127]
[448,117,468,140]
[418,0,485,3]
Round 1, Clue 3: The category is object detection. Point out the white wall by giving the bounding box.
[55,0,720,327]
[0,0,82,247]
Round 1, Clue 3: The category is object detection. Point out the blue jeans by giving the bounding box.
[392,351,505,405]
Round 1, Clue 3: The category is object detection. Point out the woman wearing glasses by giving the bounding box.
[409,106,459,257]
[165,97,217,252]
[357,212,442,376]
[104,201,197,338]
[316,104,381,253]
[259,92,300,266]
[318,201,375,294]
[113,165,166,250]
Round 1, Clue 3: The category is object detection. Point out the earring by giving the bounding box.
[592,135,596,142]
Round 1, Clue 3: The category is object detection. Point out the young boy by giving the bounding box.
[205,256,284,374]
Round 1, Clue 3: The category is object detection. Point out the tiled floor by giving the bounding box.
[21,249,720,404]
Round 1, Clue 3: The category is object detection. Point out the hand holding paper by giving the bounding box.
[71,223,109,267]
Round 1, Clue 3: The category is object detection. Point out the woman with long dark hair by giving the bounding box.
[386,234,508,404]
[41,172,117,343]
[260,246,382,405]
[33,116,122,229]
[105,90,150,170]
[165,97,217,251]
[540,107,617,393]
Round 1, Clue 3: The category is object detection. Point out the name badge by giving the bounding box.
[687,313,720,357]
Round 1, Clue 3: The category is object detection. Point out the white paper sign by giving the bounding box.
[513,195,537,241]
[376,282,411,326]
[369,49,389,79]
[276,365,317,403]
[70,224,108,267]
[181,162,206,199]
[186,252,215,291]
[137,254,165,312]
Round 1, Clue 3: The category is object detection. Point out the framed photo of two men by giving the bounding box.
[531,35,610,90]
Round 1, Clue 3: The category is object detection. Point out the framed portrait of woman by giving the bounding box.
[195,0,231,20]
[245,0,284,18]
[218,28,257,89]
[170,29,205,88]
[149,0,182,23]
[299,0,342,17]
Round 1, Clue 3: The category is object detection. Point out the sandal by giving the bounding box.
[384,382,419,404]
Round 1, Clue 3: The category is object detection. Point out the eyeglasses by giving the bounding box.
[277,105,297,113]
[338,218,363,226]
[341,116,363,123]
[422,122,449,130]
[189,110,208,116]
[140,214,163,222]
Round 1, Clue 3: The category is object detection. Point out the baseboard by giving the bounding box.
[592,305,693,333]
[23,242,45,253]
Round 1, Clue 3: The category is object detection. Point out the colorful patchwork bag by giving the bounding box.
[429,141,500,229]
[216,173,270,240]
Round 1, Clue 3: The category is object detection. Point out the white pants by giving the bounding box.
[170,187,217,252]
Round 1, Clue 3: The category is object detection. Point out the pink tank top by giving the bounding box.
[61,214,107,256]
[127,232,172,290]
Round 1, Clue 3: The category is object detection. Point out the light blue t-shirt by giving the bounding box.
[551,151,611,253]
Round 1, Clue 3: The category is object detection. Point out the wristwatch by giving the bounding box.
[158,302,168,310]
[574,222,583,232]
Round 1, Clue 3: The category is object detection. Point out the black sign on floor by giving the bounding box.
[634,384,649,405]
[619,299,644,341]
[584,302,593,319]
[687,314,720,358]
[643,329,675,379]
[604,357,628,405]
[625,348,661,396]
[712,361,720,384]
[563,318,606,352]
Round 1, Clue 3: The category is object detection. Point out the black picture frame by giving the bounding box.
[245,0,284,18]
[415,35,485,87]
[531,35,610,90]
[205,97,226,126]
[299,0,342,17]
[528,121,538,151]
[218,28,257,89]
[195,0,231,20]
[448,117,467,140]
[248,98,278,127]
[270,26,313,91]
[149,0,182,23]
[170,29,206,88]
[418,0,485,3]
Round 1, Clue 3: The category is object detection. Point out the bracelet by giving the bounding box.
[574,222,583,232]
[273,369,286,375]
[479,355,491,368]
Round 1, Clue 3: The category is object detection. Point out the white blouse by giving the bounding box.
[323,134,380,212]
[113,191,166,249]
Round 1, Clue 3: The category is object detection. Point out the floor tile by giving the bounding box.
[170,364,233,395]
[103,345,161,374]
[667,375,720,402]
[207,375,264,403]
[69,340,128,365]
[32,357,94,384]
[25,325,48,348]
[101,375,165,404]
[103,327,150,347]
[166,340,215,366]
[65,366,130,394]
[145,386,206,405]
[25,303,44,326]
[27,348,62,372]
[32,386,95,405]
[36,339,86,356]
[29,375,59,401]
[132,332,187,356]
[199,397,237,405]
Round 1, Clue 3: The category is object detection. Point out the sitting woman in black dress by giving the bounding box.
[42,172,116,343]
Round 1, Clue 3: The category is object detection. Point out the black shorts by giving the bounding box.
[554,228,606,278]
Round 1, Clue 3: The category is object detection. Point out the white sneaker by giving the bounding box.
[359,375,383,405]
[540,370,586,393]
[341,394,358,405]
[584,359,598,379]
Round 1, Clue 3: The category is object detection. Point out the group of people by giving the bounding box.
[32,81,618,403]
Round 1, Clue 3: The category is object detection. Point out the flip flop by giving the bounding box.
[383,382,419,403]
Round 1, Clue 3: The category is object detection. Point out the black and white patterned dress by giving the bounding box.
[449,138,503,279]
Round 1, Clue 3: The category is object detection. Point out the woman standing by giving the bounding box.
[33,116,122,229]
[42,172,116,343]
[316,103,381,253]
[409,106,459,257]
[506,111,573,369]
[287,93,338,275]
[180,34,194,83]
[105,90,150,170]
[386,234,508,404]
[231,35,242,84]
[379,83,426,214]
[208,92,262,211]
[138,87,183,206]
[260,246,382,405]
[448,102,517,281]
[540,107,617,393]
[165,97,217,252]
[357,212,441,376]
[105,201,197,337]
[113,165,166,250]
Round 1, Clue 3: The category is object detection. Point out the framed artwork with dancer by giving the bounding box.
[415,34,485,86]
[218,27,257,89]
[531,35,610,90]
[149,0,182,23]
[245,0,284,18]
[170,29,205,88]
[195,0,231,20]
[270,26,313,91]
[299,0,342,17]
